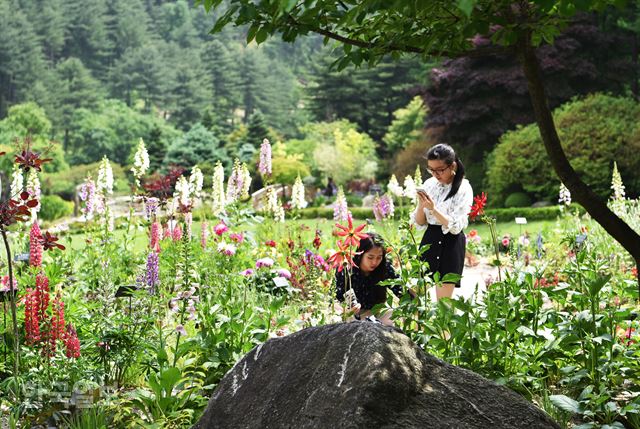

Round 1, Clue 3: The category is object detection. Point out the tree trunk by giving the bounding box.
[516,34,640,296]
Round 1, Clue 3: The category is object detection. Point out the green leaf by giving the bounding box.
[517,326,537,337]
[281,0,298,12]
[246,24,260,43]
[550,395,582,413]
[255,28,269,44]
[456,0,475,17]
[160,367,182,394]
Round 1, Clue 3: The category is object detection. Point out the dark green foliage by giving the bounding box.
[504,192,533,208]
[486,94,640,205]
[307,53,429,146]
[164,123,230,169]
[147,126,168,173]
[0,2,47,117]
[245,111,271,148]
[39,195,74,221]
[424,14,633,187]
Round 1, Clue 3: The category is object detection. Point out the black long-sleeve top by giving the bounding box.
[335,261,403,310]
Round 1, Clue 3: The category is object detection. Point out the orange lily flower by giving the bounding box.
[327,240,356,272]
[335,214,368,247]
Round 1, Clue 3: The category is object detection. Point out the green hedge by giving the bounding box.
[486,94,640,205]
[295,204,583,222]
[297,207,374,220]
[39,195,74,221]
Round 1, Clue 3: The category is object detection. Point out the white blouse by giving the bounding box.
[410,177,474,235]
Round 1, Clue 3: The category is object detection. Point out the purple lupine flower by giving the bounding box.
[258,138,272,176]
[241,268,254,276]
[145,251,159,292]
[145,197,160,220]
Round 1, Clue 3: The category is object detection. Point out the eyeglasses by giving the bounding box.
[427,165,451,175]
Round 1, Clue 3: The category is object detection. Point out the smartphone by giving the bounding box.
[416,188,429,198]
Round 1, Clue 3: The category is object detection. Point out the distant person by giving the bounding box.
[324,177,337,197]
[411,143,473,300]
[335,233,414,326]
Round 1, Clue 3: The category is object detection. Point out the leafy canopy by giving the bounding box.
[197,0,624,68]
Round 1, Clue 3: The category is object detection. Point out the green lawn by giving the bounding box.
[59,215,559,254]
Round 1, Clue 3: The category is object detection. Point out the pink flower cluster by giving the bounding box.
[30,222,43,267]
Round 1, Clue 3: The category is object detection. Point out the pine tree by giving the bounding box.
[146,125,167,173]
[245,111,271,149]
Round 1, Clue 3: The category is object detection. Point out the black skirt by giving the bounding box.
[419,224,466,287]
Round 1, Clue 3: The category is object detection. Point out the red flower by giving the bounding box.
[327,240,356,272]
[335,215,368,248]
[24,288,41,344]
[29,222,43,267]
[313,230,322,250]
[64,324,81,359]
[265,240,277,248]
[632,267,638,279]
[469,192,487,221]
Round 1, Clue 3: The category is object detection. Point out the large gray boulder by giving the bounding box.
[195,322,560,429]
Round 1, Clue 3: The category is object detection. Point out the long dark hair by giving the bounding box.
[352,233,388,283]
[425,143,465,201]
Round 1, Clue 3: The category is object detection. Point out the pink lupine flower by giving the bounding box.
[241,268,254,276]
[29,222,43,267]
[150,222,161,252]
[214,221,228,236]
[162,223,172,240]
[172,224,183,241]
[175,325,187,336]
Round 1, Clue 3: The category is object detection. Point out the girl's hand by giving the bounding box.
[352,303,361,314]
[418,191,435,210]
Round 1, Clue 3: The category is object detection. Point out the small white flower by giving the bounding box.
[174,176,191,208]
[97,156,114,195]
[387,174,403,198]
[291,175,307,209]
[558,182,571,206]
[403,175,417,204]
[212,161,226,215]
[10,164,23,198]
[189,165,204,201]
[131,138,150,185]
[611,161,626,201]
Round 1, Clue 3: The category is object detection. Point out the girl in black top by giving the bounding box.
[335,233,409,325]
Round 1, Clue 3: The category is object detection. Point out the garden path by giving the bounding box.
[445,258,499,302]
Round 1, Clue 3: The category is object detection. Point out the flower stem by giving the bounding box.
[1,229,19,375]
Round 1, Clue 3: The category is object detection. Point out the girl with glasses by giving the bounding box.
[411,144,473,300]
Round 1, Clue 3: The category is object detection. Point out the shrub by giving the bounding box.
[504,192,533,208]
[39,195,74,221]
[486,94,640,205]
